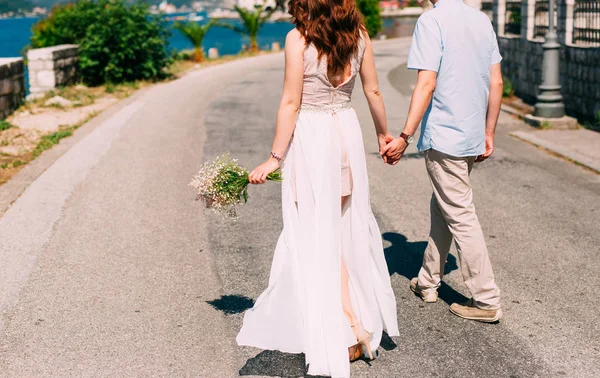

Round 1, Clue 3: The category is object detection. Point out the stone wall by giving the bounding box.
[499,37,600,120]
[498,37,543,105]
[27,44,79,96]
[494,0,600,121]
[0,58,25,121]
[560,47,600,119]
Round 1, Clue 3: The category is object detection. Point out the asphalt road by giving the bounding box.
[1,38,599,378]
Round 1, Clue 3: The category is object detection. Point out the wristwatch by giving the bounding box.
[400,132,415,145]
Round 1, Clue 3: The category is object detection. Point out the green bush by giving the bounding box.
[502,76,514,98]
[173,50,195,61]
[30,0,171,86]
[30,1,98,48]
[357,0,382,38]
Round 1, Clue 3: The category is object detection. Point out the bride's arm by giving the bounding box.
[359,33,394,163]
[249,29,305,185]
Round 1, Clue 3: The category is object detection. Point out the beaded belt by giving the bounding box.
[299,102,352,114]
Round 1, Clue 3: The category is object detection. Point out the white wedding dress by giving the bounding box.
[237,36,399,378]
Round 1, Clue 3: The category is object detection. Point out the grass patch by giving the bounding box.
[0,120,14,131]
[502,76,514,98]
[32,129,74,159]
[104,81,143,98]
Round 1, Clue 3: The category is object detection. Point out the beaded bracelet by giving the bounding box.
[271,151,284,163]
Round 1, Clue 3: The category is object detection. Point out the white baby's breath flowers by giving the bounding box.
[189,154,283,219]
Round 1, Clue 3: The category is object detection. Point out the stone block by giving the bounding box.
[27,60,46,71]
[37,70,56,88]
[0,96,8,112]
[27,47,54,61]
[208,48,219,59]
[13,77,23,94]
[51,45,79,60]
[10,59,24,75]
[0,79,13,96]
[0,65,8,79]
[55,70,66,85]
[0,58,22,79]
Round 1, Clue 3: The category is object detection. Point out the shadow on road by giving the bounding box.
[382,232,468,305]
[239,331,396,377]
[206,294,254,315]
[239,350,309,377]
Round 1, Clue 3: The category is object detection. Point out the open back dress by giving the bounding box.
[236,33,399,378]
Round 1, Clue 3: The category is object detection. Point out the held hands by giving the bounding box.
[381,136,408,165]
[378,133,395,164]
[475,134,494,162]
[249,157,280,184]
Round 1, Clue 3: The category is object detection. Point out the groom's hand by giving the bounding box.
[475,134,494,162]
[382,137,408,165]
[377,133,395,163]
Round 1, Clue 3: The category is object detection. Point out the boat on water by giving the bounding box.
[208,8,239,19]
[165,12,205,22]
[207,8,291,21]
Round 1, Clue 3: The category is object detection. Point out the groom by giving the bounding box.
[383,0,504,322]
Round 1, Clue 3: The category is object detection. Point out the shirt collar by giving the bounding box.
[434,0,460,8]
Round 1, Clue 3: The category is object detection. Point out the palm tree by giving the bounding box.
[174,19,217,62]
[222,4,275,52]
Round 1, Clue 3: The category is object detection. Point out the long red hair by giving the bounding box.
[289,0,365,73]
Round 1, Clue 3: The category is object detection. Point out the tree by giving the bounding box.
[78,0,171,85]
[30,0,98,48]
[31,0,171,86]
[357,0,382,38]
[174,19,217,62]
[221,5,275,52]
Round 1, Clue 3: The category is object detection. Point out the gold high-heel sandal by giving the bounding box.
[350,323,373,361]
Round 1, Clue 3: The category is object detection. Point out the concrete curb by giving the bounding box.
[501,103,526,120]
[509,131,600,173]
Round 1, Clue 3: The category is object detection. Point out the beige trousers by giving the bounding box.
[417,149,501,310]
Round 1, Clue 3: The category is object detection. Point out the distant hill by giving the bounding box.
[0,0,33,13]
[28,0,207,8]
[2,0,227,13]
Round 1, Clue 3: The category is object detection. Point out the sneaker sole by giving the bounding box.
[449,307,501,323]
[410,284,438,303]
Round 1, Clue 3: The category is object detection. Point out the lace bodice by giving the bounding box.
[300,37,366,113]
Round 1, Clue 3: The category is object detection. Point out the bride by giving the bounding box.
[236,0,399,376]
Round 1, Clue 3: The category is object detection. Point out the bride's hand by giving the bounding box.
[377,133,395,163]
[249,157,280,185]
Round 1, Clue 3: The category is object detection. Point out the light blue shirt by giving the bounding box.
[407,0,502,157]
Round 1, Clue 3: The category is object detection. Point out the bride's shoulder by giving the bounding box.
[359,28,370,44]
[285,28,307,53]
[286,28,305,44]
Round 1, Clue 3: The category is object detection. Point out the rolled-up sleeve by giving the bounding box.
[407,14,442,72]
[491,30,502,65]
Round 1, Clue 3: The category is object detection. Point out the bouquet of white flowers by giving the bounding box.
[189,154,282,218]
